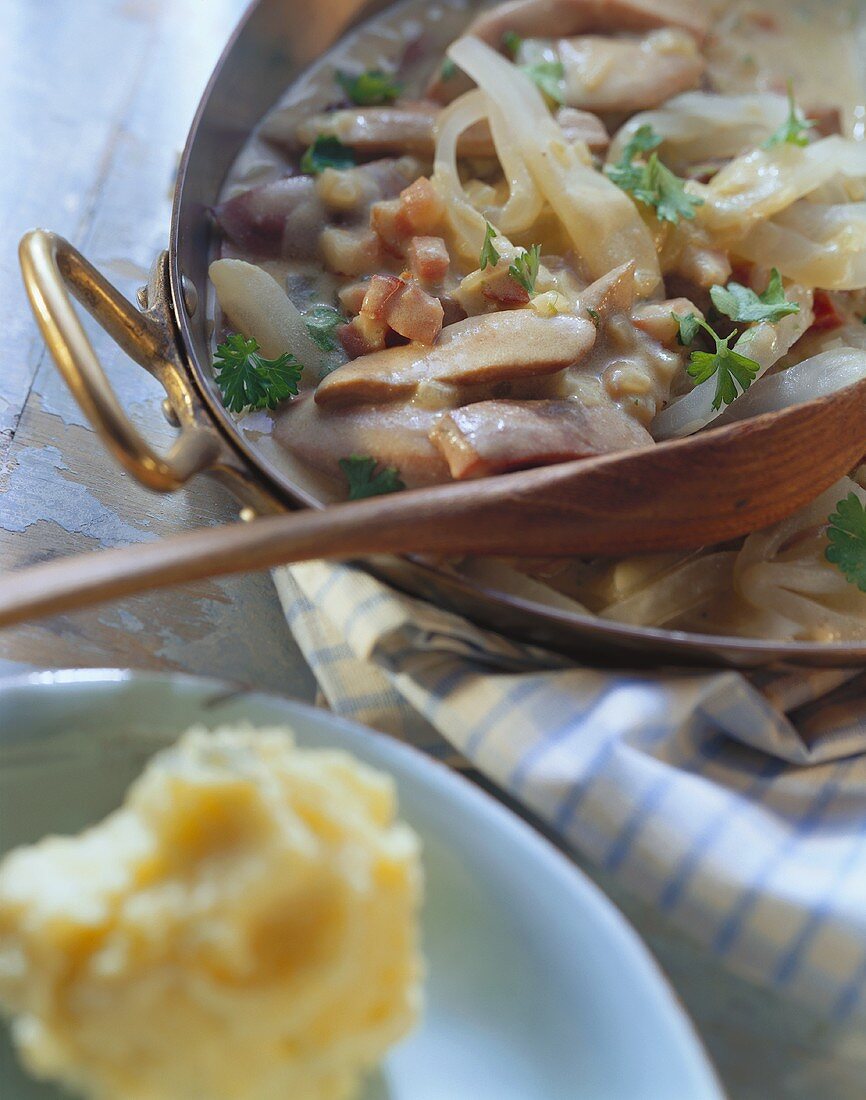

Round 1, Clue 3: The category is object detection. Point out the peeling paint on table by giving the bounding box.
[1,0,316,697]
[2,3,866,1097]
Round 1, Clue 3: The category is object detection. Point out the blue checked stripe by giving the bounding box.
[278,558,866,1020]
[773,810,866,986]
[464,678,550,756]
[713,759,854,956]
[832,949,866,1020]
[508,682,633,793]
[660,753,785,911]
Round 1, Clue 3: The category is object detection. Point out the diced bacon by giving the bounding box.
[806,106,842,139]
[481,275,531,308]
[338,313,388,359]
[337,281,369,315]
[370,199,403,255]
[810,290,845,332]
[319,226,384,277]
[385,281,444,345]
[395,177,445,236]
[371,177,446,258]
[406,236,450,284]
[361,274,405,320]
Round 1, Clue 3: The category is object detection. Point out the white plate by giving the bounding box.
[0,670,723,1100]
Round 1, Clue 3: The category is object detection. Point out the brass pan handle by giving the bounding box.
[19,229,221,492]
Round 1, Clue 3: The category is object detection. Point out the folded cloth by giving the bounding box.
[273,560,866,1020]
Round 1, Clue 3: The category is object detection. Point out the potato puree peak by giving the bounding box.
[0,725,423,1100]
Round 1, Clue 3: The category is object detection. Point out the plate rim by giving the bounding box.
[0,666,724,1098]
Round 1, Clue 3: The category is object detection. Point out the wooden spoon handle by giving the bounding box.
[0,480,532,629]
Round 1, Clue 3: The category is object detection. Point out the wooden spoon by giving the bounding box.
[1,379,865,629]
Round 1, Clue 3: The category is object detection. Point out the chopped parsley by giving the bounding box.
[304,305,346,352]
[605,124,703,225]
[762,83,815,149]
[826,493,866,591]
[214,334,303,413]
[509,244,541,296]
[336,68,401,106]
[710,268,800,324]
[440,57,457,81]
[586,307,600,327]
[501,30,522,57]
[339,455,406,500]
[522,60,565,105]
[300,135,356,175]
[502,30,564,105]
[673,313,761,410]
[480,221,501,270]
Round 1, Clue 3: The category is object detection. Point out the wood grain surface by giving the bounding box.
[0,0,315,698]
[1,3,865,1097]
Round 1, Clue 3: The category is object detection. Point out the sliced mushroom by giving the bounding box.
[631,298,701,345]
[273,394,450,487]
[555,29,704,113]
[429,397,653,479]
[578,260,636,321]
[214,176,325,260]
[295,101,609,157]
[215,159,419,259]
[464,0,710,47]
[427,0,709,101]
[314,309,598,409]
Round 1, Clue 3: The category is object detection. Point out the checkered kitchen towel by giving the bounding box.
[273,560,866,1020]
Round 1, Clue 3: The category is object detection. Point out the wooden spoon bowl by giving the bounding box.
[1,377,865,629]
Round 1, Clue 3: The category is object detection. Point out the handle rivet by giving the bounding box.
[161,398,180,427]
[181,275,198,316]
[136,284,149,309]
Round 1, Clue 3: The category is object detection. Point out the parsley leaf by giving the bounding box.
[509,244,541,295]
[502,30,522,57]
[640,154,704,224]
[826,494,866,591]
[605,124,662,191]
[710,267,800,324]
[304,305,346,351]
[214,334,303,413]
[480,221,501,270]
[300,135,356,175]
[675,312,702,345]
[586,307,600,327]
[336,68,401,106]
[605,125,703,225]
[339,455,406,500]
[673,312,761,410]
[763,83,815,149]
[440,57,457,81]
[619,124,664,162]
[522,60,565,105]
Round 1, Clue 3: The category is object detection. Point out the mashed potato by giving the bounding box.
[0,725,423,1100]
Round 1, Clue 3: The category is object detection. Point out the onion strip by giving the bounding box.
[447,36,661,295]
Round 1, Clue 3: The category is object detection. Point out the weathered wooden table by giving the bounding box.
[2,2,864,1095]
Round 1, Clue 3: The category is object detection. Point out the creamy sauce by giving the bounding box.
[705,0,866,137]
[212,0,866,502]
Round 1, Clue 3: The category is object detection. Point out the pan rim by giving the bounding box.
[167,0,866,668]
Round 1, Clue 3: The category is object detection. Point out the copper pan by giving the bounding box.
[18,0,866,669]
